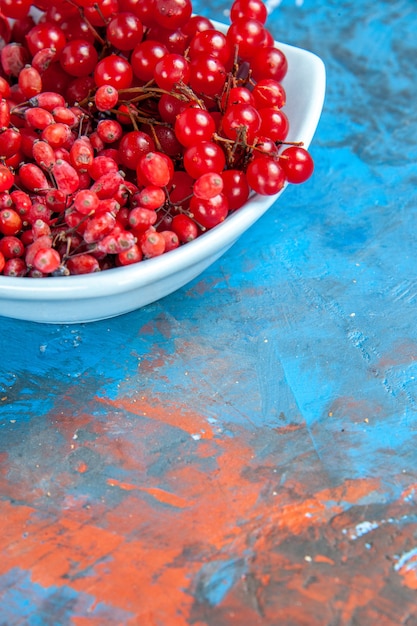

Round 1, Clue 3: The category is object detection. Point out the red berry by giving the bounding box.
[0,207,22,235]
[230,0,268,23]
[160,230,179,252]
[52,159,80,196]
[190,192,229,229]
[60,39,99,78]
[131,40,168,82]
[0,0,32,20]
[246,156,286,195]
[3,256,27,276]
[118,130,155,170]
[222,103,261,143]
[18,65,42,98]
[171,213,198,243]
[137,151,173,187]
[279,146,314,184]
[74,189,100,215]
[33,247,61,273]
[193,172,223,200]
[226,18,266,60]
[18,162,49,192]
[0,234,25,258]
[183,141,226,178]
[140,228,166,257]
[174,107,215,147]
[94,54,133,90]
[0,164,14,192]
[117,243,143,266]
[25,23,67,57]
[106,13,144,51]
[153,53,190,91]
[154,0,192,30]
[94,84,119,112]
[250,46,288,82]
[66,253,100,274]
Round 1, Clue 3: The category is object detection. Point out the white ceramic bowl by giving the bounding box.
[0,23,325,324]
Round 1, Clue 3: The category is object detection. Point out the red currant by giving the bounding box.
[279,146,314,183]
[246,156,286,195]
[106,13,144,51]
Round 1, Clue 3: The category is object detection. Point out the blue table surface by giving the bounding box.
[2,1,417,625]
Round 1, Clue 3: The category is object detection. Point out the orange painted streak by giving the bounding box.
[137,486,191,508]
[107,478,137,491]
[107,477,192,507]
[401,482,417,502]
[314,554,335,565]
[397,568,417,590]
[97,395,214,439]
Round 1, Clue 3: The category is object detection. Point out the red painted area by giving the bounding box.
[1,392,417,625]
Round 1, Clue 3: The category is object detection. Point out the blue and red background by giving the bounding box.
[1,1,417,624]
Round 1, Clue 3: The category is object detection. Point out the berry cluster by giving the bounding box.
[0,0,314,277]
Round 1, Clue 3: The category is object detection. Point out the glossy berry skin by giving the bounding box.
[221,169,250,210]
[154,0,192,30]
[226,18,266,60]
[118,130,155,170]
[158,93,189,125]
[230,0,268,24]
[171,213,198,243]
[25,23,67,57]
[94,55,134,90]
[190,192,229,229]
[246,156,286,195]
[250,46,288,82]
[221,86,254,111]
[153,53,190,91]
[1,43,29,77]
[83,0,119,26]
[66,253,100,275]
[137,151,174,187]
[193,172,223,200]
[33,247,61,273]
[0,235,24,259]
[117,243,143,266]
[3,256,27,276]
[174,108,215,148]
[18,65,42,98]
[131,40,168,82]
[258,107,289,142]
[140,229,166,257]
[106,13,144,51]
[94,84,119,112]
[189,56,226,97]
[160,230,179,252]
[0,207,22,234]
[252,79,286,109]
[279,146,314,183]
[189,29,232,66]
[0,0,33,19]
[60,40,98,78]
[0,164,14,192]
[222,103,261,143]
[183,141,226,179]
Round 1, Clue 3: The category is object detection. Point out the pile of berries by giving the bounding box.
[0,0,314,277]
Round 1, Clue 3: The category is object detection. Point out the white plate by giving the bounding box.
[0,22,325,324]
